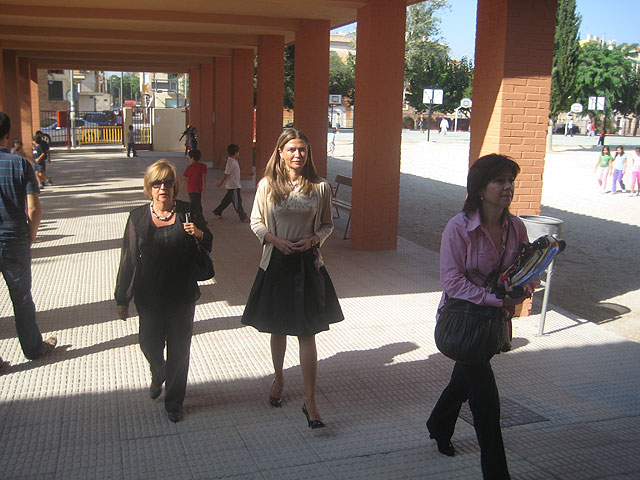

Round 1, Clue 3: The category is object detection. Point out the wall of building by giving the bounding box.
[152,108,186,151]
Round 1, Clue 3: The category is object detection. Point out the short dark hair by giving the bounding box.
[0,112,11,139]
[463,154,520,215]
[35,130,43,135]
[129,125,134,130]
[32,135,43,144]
[227,144,240,156]
[188,149,201,161]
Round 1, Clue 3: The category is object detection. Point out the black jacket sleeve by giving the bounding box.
[114,211,140,306]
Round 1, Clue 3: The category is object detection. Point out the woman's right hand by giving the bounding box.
[266,233,296,255]
[116,305,129,321]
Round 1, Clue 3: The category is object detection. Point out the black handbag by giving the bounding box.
[192,239,214,281]
[185,210,214,281]
[434,297,504,364]
[434,217,511,365]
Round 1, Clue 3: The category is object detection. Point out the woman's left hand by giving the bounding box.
[291,236,314,252]
[183,222,202,240]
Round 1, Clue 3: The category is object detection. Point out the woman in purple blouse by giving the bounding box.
[427,154,537,480]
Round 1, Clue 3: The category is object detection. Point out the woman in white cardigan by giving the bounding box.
[242,127,343,429]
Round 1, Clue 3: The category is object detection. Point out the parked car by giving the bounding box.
[83,112,111,126]
[554,123,580,135]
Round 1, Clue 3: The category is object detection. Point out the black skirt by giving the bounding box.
[241,249,344,336]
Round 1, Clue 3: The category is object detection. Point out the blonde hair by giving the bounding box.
[143,159,179,199]
[262,127,321,204]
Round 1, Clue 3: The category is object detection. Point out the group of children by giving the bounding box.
[180,143,249,224]
[595,145,640,196]
[10,131,52,189]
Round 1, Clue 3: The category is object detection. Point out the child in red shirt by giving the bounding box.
[180,149,207,223]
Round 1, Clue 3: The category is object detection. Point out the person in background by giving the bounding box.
[115,160,212,423]
[427,154,537,480]
[0,112,57,362]
[241,127,343,429]
[327,128,337,156]
[180,149,207,224]
[31,136,51,188]
[597,129,606,146]
[594,146,613,193]
[212,144,249,222]
[11,139,28,161]
[611,145,627,194]
[439,117,449,135]
[628,147,640,197]
[126,125,138,158]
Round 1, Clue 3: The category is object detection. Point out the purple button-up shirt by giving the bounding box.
[439,210,531,309]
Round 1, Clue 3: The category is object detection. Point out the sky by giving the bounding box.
[336,0,639,61]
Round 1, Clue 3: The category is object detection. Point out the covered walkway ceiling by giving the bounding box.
[0,0,422,72]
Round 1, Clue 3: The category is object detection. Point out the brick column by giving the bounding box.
[255,35,284,181]
[471,0,557,315]
[2,50,20,141]
[200,62,215,163]
[214,57,232,169]
[30,64,40,133]
[231,49,255,179]
[351,0,406,250]
[18,58,33,144]
[0,47,4,112]
[188,67,201,135]
[294,20,330,179]
[471,0,556,215]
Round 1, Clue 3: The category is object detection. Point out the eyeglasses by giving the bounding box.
[151,179,175,189]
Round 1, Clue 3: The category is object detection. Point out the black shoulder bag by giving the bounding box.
[434,218,511,365]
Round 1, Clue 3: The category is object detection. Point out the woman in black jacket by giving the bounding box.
[115,160,212,422]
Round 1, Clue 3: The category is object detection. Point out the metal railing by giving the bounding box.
[77,126,123,145]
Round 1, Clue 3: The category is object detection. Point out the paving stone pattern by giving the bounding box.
[0,150,639,479]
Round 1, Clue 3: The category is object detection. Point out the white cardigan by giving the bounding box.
[250,177,335,271]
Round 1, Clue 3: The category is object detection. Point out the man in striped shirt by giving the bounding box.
[0,112,56,365]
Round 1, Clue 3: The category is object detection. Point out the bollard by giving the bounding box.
[519,215,564,335]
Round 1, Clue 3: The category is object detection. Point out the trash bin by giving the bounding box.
[518,215,564,336]
[519,214,563,239]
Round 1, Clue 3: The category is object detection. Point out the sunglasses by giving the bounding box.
[151,179,175,189]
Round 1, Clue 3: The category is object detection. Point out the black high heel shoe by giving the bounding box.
[429,433,456,457]
[268,380,282,407]
[302,404,325,429]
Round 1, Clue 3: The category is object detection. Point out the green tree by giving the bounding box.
[575,42,634,127]
[283,44,295,109]
[405,1,449,60]
[614,48,640,127]
[108,73,141,106]
[329,52,355,104]
[549,0,581,118]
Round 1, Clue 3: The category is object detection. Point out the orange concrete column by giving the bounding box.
[30,64,40,133]
[199,62,214,163]
[188,67,201,134]
[2,50,21,141]
[351,0,406,250]
[232,49,255,179]
[294,20,330,179]
[255,35,284,180]
[214,56,232,169]
[471,0,556,216]
[18,58,33,144]
[0,47,4,112]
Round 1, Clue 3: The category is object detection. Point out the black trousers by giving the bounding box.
[127,142,137,157]
[136,301,195,414]
[427,361,510,480]
[213,188,247,220]
[188,192,204,224]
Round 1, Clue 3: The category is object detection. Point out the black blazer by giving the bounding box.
[114,199,213,307]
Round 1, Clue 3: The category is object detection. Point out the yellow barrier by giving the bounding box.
[140,126,151,144]
[77,126,123,145]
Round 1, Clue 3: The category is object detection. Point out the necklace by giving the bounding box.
[150,201,175,221]
[289,179,299,191]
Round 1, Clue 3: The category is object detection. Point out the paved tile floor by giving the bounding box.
[0,150,639,479]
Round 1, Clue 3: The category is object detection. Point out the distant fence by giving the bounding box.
[77,126,122,145]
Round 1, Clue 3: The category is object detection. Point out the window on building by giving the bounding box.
[48,80,64,100]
